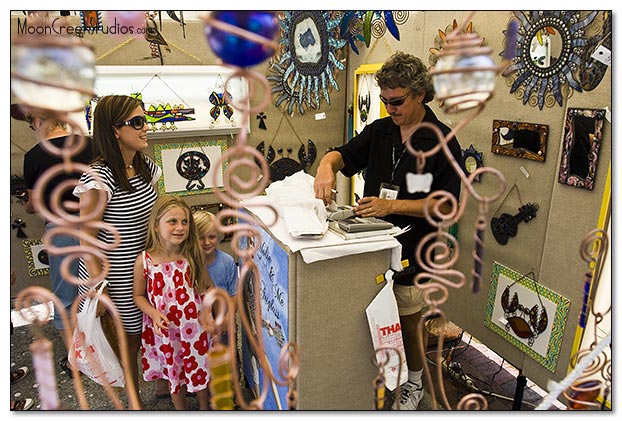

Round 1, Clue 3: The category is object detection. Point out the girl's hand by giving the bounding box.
[151,311,170,337]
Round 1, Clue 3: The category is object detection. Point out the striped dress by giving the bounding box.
[74,157,161,335]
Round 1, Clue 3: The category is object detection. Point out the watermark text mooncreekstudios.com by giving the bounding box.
[16,17,146,38]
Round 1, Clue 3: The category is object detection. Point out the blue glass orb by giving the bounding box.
[205,11,279,67]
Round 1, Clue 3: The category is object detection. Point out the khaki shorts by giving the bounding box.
[393,283,424,316]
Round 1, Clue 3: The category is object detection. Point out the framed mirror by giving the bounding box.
[502,11,599,110]
[558,108,606,190]
[461,144,483,182]
[492,120,548,162]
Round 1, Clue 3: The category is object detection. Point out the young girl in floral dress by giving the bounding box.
[133,195,214,410]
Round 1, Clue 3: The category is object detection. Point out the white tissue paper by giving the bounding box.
[265,171,328,239]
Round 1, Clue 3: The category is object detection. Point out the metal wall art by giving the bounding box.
[267,11,346,115]
[209,75,235,128]
[502,11,599,110]
[579,11,611,92]
[22,238,50,277]
[153,140,228,196]
[429,19,483,67]
[339,11,409,54]
[492,119,549,162]
[490,184,538,245]
[485,261,570,372]
[460,144,483,182]
[255,113,317,182]
[558,108,606,190]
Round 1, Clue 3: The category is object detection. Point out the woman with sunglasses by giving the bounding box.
[314,52,462,411]
[73,95,161,409]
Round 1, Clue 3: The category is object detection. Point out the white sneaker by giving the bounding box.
[392,380,424,410]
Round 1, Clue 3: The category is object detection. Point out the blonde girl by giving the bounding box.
[133,195,214,410]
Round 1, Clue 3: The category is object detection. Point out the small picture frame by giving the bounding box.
[22,239,50,277]
[153,140,228,196]
[484,261,570,372]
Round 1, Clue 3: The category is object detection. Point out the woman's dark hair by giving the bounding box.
[92,95,150,192]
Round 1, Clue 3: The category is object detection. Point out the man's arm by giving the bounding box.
[355,195,449,219]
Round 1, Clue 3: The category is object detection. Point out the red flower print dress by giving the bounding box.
[140,251,210,394]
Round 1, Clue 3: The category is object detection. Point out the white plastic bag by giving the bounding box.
[68,280,125,387]
[365,272,408,391]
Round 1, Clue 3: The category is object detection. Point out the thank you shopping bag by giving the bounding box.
[365,271,408,391]
[68,280,125,387]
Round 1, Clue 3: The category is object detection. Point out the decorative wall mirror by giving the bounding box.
[492,120,548,162]
[461,144,483,182]
[502,11,598,110]
[558,108,605,190]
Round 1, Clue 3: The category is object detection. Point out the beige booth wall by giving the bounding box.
[346,11,611,393]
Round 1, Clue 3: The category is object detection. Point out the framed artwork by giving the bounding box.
[351,63,388,206]
[484,261,570,372]
[22,239,49,277]
[153,140,228,196]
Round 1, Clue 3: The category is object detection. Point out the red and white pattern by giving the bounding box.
[140,251,210,394]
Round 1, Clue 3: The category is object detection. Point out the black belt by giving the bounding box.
[392,265,418,286]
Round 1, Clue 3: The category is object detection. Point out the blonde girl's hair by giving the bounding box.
[145,195,212,292]
[193,210,224,243]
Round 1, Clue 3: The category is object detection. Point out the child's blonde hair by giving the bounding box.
[193,210,224,243]
[145,195,211,292]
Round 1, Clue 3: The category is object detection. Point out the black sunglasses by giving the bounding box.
[117,115,147,130]
[379,93,410,107]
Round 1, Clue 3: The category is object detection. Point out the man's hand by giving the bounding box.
[313,151,343,205]
[354,196,393,218]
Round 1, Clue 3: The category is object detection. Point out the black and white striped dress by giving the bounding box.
[74,157,161,335]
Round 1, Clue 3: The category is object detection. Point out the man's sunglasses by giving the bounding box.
[117,115,147,130]
[379,93,410,107]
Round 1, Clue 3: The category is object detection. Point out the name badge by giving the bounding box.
[379,182,399,200]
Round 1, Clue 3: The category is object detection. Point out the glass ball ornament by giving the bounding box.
[204,11,279,67]
[432,52,496,113]
[11,39,95,112]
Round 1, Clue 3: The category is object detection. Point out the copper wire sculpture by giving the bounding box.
[561,229,610,410]
[11,15,140,409]
[201,12,300,410]
[390,12,510,410]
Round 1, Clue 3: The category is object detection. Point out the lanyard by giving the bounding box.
[391,143,406,183]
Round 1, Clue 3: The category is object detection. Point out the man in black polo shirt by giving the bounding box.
[314,52,461,410]
[14,103,93,377]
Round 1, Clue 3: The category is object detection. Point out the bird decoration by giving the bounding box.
[145,15,170,62]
